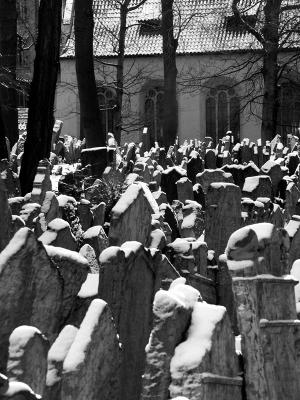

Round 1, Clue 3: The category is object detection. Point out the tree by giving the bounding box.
[0,0,18,146]
[74,0,105,148]
[232,0,300,143]
[20,0,62,195]
[161,0,178,147]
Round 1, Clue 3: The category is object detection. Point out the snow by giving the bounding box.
[63,299,107,372]
[99,246,122,264]
[285,219,300,238]
[47,325,78,386]
[9,326,42,348]
[111,182,159,218]
[0,227,31,273]
[83,225,103,239]
[235,335,242,355]
[170,302,226,375]
[153,278,200,319]
[78,273,99,298]
[121,241,143,258]
[4,381,41,398]
[57,194,77,207]
[45,245,88,266]
[47,218,70,231]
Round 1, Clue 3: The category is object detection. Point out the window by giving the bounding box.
[144,86,164,146]
[278,83,300,138]
[206,85,240,143]
[97,87,116,135]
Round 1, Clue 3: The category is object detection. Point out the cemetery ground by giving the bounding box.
[0,128,300,399]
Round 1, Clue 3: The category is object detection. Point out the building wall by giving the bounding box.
[56,52,265,144]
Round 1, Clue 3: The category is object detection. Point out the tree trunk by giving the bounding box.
[114,3,127,144]
[0,105,8,159]
[261,0,281,143]
[74,0,105,148]
[161,0,178,148]
[0,0,18,146]
[20,0,62,195]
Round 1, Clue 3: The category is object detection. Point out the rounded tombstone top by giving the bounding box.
[226,226,259,262]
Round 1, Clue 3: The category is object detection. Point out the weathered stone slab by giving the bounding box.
[242,175,273,200]
[169,303,240,400]
[176,177,194,203]
[61,300,121,400]
[0,228,63,371]
[82,225,108,259]
[45,325,78,400]
[38,219,77,251]
[31,160,52,204]
[79,244,99,273]
[141,280,198,399]
[7,326,49,396]
[19,203,41,230]
[205,183,241,258]
[109,183,159,247]
[45,246,89,321]
[196,169,233,194]
[161,166,187,203]
[40,192,59,224]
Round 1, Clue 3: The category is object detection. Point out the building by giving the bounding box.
[55,0,300,144]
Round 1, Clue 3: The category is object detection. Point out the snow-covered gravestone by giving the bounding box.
[61,300,121,400]
[196,168,233,194]
[176,177,194,203]
[40,191,59,225]
[284,217,300,269]
[205,183,241,258]
[180,200,204,239]
[7,326,49,396]
[169,301,241,400]
[226,223,300,400]
[109,183,159,247]
[242,175,273,200]
[99,242,179,400]
[285,182,300,221]
[0,178,12,252]
[0,228,63,371]
[45,325,78,400]
[82,225,108,259]
[44,246,89,321]
[0,381,42,399]
[38,218,77,251]
[161,166,187,203]
[141,279,200,400]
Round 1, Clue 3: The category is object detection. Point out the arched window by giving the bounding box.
[278,83,300,138]
[206,85,240,143]
[97,87,116,135]
[144,86,164,146]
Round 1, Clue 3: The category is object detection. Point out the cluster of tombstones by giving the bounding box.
[0,131,299,400]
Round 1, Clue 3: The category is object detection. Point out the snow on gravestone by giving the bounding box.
[0,177,12,252]
[44,246,89,321]
[6,326,49,396]
[195,169,233,194]
[141,279,199,400]
[225,224,299,400]
[0,228,63,371]
[0,381,41,399]
[79,244,99,273]
[45,325,78,400]
[40,192,59,225]
[109,182,159,247]
[38,218,77,251]
[61,299,121,400]
[99,242,179,400]
[205,183,241,258]
[180,200,204,239]
[161,166,187,203]
[284,217,300,269]
[169,302,241,400]
[242,175,273,200]
[82,225,108,259]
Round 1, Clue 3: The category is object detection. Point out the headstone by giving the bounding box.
[176,177,194,203]
[38,218,77,251]
[205,183,241,258]
[7,326,49,396]
[61,300,121,400]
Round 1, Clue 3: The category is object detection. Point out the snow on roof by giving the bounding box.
[170,302,226,374]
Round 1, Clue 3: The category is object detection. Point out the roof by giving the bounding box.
[62,0,299,59]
